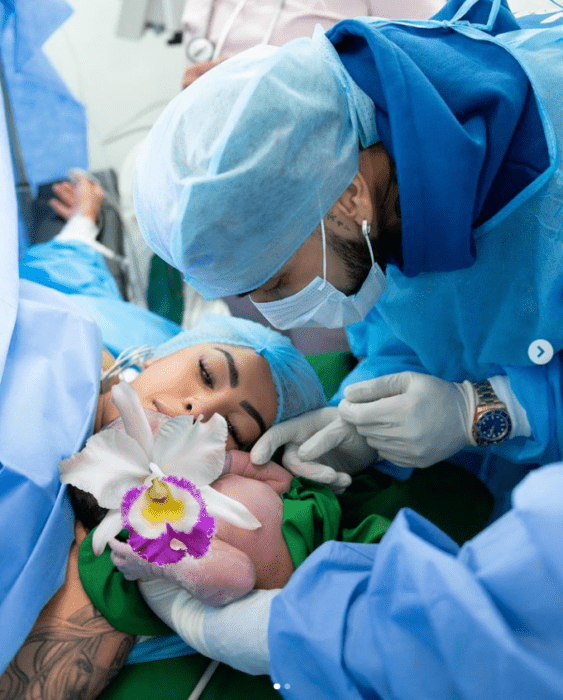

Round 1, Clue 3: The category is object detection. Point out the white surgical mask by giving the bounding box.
[252,220,386,330]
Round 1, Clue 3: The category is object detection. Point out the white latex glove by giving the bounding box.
[139,578,276,676]
[251,408,377,493]
[335,372,478,468]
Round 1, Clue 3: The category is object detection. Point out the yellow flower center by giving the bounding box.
[142,478,186,525]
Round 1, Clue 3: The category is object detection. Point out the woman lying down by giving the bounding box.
[58,316,494,695]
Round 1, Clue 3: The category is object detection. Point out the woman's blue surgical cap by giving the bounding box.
[134,27,378,300]
[151,314,326,425]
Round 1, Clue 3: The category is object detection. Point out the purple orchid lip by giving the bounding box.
[121,475,216,566]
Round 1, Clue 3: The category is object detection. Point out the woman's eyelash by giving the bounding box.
[199,358,213,387]
[226,419,244,450]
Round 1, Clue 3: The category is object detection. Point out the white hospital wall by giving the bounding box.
[44,0,186,175]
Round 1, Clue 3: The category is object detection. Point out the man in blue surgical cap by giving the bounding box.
[134,0,563,492]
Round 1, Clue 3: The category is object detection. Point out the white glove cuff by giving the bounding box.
[460,380,478,445]
[202,588,278,676]
[139,579,211,657]
[488,375,532,438]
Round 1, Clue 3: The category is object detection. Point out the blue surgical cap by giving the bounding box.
[134,27,378,300]
[151,314,326,425]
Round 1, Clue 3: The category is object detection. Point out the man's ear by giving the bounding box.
[333,172,374,227]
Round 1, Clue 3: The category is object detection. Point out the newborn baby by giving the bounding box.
[110,445,297,606]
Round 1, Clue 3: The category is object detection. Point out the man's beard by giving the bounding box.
[326,225,396,296]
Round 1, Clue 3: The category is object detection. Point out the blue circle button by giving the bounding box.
[528,339,554,365]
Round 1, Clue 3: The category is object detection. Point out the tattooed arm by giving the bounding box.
[0,522,135,700]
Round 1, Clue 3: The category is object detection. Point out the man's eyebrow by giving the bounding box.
[214,347,239,387]
[240,400,267,437]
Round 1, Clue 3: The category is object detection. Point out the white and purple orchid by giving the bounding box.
[59,382,260,564]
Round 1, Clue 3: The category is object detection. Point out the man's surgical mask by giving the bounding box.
[252,220,386,330]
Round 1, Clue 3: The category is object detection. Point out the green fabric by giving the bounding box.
[338,462,494,546]
[305,350,356,400]
[79,529,173,636]
[97,654,282,700]
[147,254,184,325]
[280,462,493,570]
[281,478,342,567]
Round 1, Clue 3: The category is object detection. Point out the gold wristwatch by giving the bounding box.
[472,380,512,446]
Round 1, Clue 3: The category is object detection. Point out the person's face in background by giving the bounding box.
[95,343,278,451]
[249,143,401,303]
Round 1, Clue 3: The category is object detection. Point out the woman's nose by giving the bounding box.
[184,395,225,422]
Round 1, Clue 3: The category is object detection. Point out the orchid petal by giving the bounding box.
[111,383,154,459]
[153,413,228,486]
[59,430,150,508]
[200,485,261,530]
[93,509,123,556]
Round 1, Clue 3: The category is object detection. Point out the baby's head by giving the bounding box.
[96,314,327,451]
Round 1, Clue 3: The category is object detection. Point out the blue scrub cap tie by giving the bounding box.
[134,29,378,300]
[151,314,326,425]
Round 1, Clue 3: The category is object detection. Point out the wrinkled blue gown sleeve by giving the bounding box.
[269,463,563,700]
[329,307,428,405]
[332,305,563,469]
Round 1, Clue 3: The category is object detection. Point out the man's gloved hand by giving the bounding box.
[338,371,478,468]
[251,408,378,494]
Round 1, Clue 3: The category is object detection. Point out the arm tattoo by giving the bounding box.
[0,604,135,700]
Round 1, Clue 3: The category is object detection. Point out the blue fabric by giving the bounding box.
[20,239,327,424]
[0,44,18,383]
[269,462,563,700]
[0,281,101,674]
[331,15,563,469]
[125,635,197,665]
[0,0,87,199]
[20,240,183,357]
[134,30,378,299]
[327,0,551,276]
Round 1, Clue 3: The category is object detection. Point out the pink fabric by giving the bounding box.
[182,0,443,59]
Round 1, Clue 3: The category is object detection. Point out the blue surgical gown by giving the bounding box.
[269,462,563,699]
[326,2,563,471]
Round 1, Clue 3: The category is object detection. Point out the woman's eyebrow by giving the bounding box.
[214,347,239,387]
[240,400,267,437]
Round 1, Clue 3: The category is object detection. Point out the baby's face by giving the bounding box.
[96,343,278,451]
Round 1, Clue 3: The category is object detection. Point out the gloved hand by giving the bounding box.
[110,538,256,606]
[337,371,478,468]
[251,407,378,493]
[139,578,276,675]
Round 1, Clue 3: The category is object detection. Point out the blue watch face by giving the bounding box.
[476,410,511,443]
